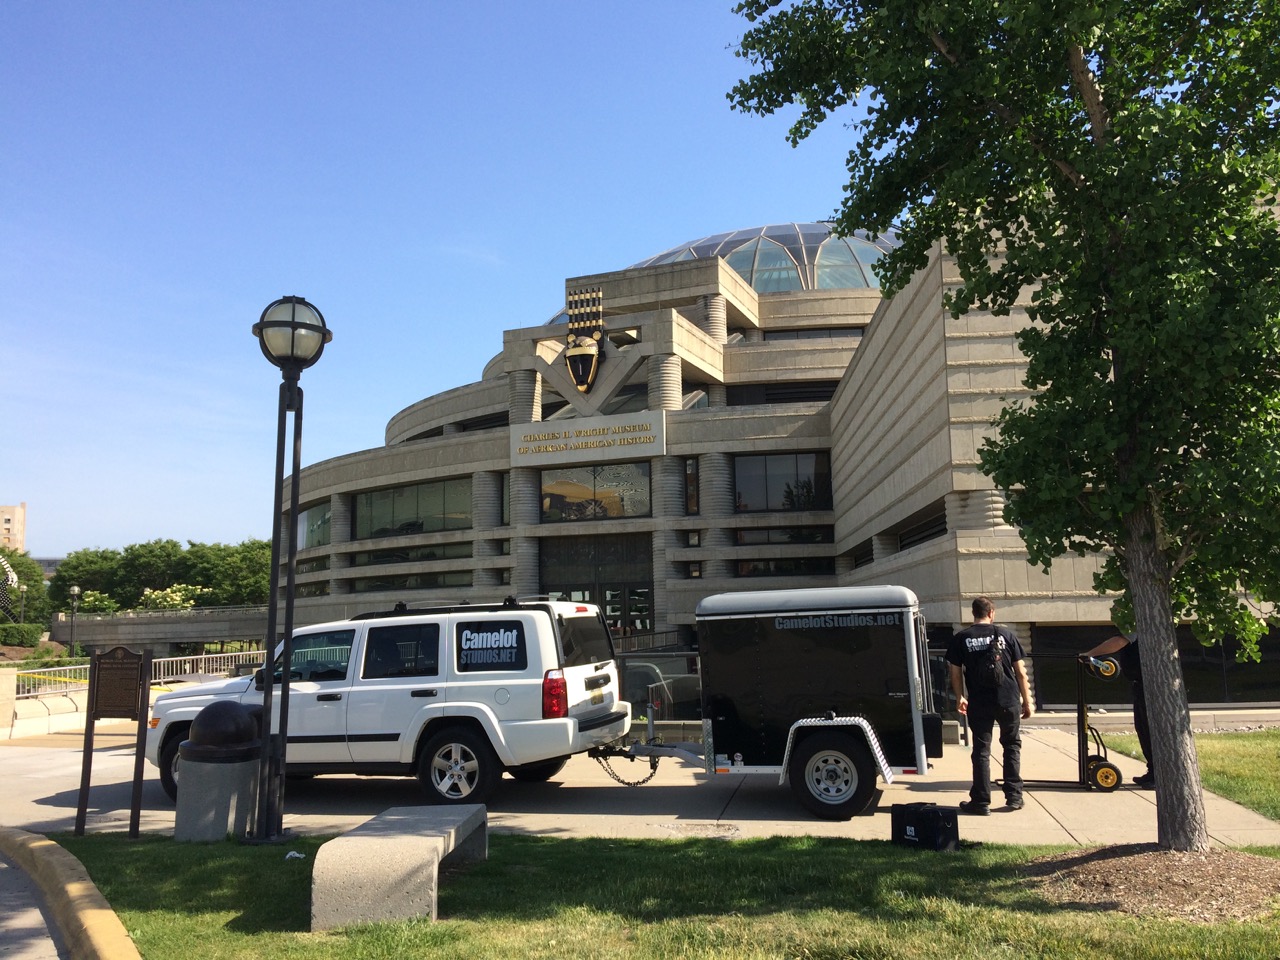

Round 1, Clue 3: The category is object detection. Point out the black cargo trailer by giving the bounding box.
[596,585,945,819]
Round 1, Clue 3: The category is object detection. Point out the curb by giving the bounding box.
[0,827,141,960]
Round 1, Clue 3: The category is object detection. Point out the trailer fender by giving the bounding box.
[779,716,894,787]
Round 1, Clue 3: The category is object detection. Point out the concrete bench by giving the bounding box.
[311,804,487,929]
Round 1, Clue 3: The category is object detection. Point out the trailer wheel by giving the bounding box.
[1089,760,1122,792]
[788,731,877,820]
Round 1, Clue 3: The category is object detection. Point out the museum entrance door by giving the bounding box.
[540,533,653,639]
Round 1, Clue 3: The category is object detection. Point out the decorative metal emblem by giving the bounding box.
[565,287,604,393]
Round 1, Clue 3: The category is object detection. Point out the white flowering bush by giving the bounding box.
[138,584,212,610]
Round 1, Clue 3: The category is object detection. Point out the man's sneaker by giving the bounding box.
[958,800,990,816]
[1133,771,1155,789]
[1002,798,1024,811]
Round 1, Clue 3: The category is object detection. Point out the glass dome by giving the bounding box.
[630,222,899,293]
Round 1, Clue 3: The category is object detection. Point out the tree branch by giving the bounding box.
[1067,43,1111,146]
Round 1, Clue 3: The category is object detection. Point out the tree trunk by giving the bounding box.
[1124,503,1209,852]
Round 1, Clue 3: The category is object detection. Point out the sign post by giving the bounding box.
[75,646,152,837]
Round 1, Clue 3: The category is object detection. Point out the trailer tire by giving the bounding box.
[788,731,877,820]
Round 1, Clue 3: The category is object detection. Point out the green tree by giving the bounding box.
[179,539,271,606]
[730,0,1280,851]
[114,539,186,609]
[0,548,51,626]
[48,548,122,610]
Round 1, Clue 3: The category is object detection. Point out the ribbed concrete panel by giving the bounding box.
[472,471,503,530]
[700,452,734,578]
[706,384,727,407]
[945,489,1010,532]
[508,369,542,425]
[648,354,683,411]
[699,293,727,343]
[510,467,541,596]
[329,494,351,544]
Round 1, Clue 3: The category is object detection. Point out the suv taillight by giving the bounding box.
[542,669,568,719]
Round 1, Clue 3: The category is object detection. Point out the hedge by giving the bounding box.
[0,623,45,647]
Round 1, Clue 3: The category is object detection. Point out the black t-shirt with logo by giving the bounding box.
[946,622,1026,711]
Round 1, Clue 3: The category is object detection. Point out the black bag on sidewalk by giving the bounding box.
[891,802,960,851]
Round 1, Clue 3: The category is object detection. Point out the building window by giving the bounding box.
[297,557,331,574]
[501,472,510,526]
[350,571,473,593]
[898,510,947,551]
[352,478,473,539]
[726,382,840,405]
[734,526,834,545]
[296,581,330,598]
[541,463,651,522]
[735,557,836,577]
[297,502,331,549]
[684,458,700,515]
[733,453,832,513]
[852,539,875,569]
[349,543,473,567]
[688,562,702,579]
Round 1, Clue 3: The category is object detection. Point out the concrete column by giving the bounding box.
[650,456,686,634]
[0,670,15,739]
[442,423,461,435]
[509,467,541,597]
[706,383,727,408]
[471,471,503,588]
[647,354,683,411]
[508,369,542,425]
[700,452,734,579]
[328,493,351,595]
[872,533,897,562]
[699,293,727,343]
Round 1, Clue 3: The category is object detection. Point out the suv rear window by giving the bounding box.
[559,613,616,667]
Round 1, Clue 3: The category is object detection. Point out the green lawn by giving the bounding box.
[1107,727,1280,820]
[54,729,1280,960]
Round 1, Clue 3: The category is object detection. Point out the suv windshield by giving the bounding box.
[558,612,616,667]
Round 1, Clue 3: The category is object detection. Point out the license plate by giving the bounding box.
[591,690,604,706]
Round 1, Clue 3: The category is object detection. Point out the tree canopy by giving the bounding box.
[48,539,271,614]
[730,0,1280,851]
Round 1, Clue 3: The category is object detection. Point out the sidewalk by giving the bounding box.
[2,720,1278,960]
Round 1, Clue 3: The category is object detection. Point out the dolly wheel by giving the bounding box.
[1089,761,1122,791]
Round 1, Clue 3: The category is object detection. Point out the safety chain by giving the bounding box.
[593,741,662,786]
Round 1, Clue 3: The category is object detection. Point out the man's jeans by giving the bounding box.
[967,706,1023,806]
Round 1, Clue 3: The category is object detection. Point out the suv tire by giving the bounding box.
[159,729,186,802]
[418,727,500,805]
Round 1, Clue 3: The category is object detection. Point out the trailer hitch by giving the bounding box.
[589,741,661,787]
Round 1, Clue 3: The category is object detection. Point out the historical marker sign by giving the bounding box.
[90,646,146,720]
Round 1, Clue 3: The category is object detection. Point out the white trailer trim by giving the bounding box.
[778,716,895,787]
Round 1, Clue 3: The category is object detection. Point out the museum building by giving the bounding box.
[287,222,1271,705]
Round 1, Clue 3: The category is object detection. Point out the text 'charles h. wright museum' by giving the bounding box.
[286,222,1274,706]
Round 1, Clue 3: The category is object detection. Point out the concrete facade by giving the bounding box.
[281,224,1116,645]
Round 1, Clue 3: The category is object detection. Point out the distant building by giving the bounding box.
[1,503,26,553]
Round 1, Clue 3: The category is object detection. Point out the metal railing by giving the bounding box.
[15,650,268,700]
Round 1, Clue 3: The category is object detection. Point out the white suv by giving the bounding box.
[146,598,630,805]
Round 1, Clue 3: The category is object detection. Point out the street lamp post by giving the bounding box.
[250,295,331,843]
[68,585,80,657]
[18,584,26,623]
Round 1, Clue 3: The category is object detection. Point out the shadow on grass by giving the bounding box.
[56,832,1068,935]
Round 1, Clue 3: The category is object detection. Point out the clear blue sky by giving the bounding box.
[2,2,862,558]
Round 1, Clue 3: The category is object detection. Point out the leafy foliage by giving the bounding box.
[729,0,1280,851]
[0,548,49,626]
[48,539,271,613]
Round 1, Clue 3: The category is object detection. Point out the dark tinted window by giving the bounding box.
[364,623,440,679]
[559,612,616,667]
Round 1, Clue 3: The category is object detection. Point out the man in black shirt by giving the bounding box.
[1082,633,1152,788]
[946,597,1034,814]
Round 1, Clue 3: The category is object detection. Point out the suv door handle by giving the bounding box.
[411,689,439,698]
[316,693,343,702]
